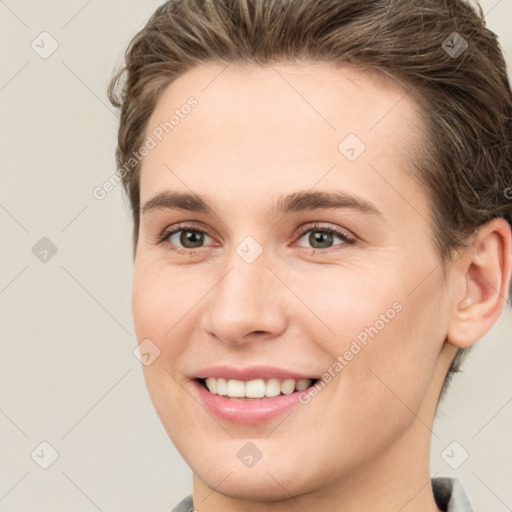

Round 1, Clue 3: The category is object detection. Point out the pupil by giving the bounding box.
[181,230,203,248]
[310,231,332,249]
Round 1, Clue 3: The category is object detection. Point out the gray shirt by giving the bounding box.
[170,477,473,512]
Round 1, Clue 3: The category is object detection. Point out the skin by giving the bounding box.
[132,62,512,512]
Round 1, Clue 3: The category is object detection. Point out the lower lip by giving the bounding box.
[192,380,310,425]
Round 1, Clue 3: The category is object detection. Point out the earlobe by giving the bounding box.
[447,218,512,349]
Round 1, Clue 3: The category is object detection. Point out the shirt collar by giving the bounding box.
[432,477,473,512]
[172,477,474,512]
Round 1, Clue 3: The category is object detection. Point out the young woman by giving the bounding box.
[108,1,512,510]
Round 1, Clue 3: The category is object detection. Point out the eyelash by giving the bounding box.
[155,222,356,255]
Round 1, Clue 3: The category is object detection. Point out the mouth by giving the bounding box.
[191,367,324,424]
[196,377,321,400]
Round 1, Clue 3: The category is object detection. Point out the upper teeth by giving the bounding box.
[205,377,313,398]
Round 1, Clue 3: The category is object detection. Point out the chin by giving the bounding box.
[196,463,310,502]
[186,443,329,503]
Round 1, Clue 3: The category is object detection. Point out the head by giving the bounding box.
[108,0,512,503]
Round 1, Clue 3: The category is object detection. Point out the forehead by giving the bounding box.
[140,61,426,218]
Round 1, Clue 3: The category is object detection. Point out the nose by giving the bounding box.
[200,248,288,347]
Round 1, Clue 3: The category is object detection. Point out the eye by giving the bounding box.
[155,222,356,254]
[295,223,355,251]
[157,224,216,253]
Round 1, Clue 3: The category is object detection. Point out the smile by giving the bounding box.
[192,368,322,424]
[200,377,319,399]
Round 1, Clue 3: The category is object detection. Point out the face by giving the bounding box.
[133,62,454,500]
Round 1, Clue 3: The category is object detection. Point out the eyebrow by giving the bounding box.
[140,190,383,217]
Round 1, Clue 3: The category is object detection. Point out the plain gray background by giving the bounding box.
[1,1,511,510]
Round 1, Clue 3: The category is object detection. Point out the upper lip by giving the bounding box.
[194,365,319,381]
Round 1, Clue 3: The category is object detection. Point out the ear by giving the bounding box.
[447,217,512,348]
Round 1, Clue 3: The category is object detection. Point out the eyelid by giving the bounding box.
[155,221,213,246]
[294,222,356,244]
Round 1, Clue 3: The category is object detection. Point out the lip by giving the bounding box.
[194,365,318,381]
[192,378,315,425]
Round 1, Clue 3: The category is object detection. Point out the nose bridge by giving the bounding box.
[202,238,286,344]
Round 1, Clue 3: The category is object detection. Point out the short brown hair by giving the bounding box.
[107,0,512,397]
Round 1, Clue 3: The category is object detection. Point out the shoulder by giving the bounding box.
[432,477,473,512]
[170,494,194,512]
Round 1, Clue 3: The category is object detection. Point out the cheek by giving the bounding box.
[131,263,197,439]
[295,264,404,355]
[132,268,166,339]
[312,263,445,415]
[132,261,197,353]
